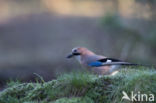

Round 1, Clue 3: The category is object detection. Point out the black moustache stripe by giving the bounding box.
[73,53,81,55]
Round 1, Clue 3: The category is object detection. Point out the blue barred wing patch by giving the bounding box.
[88,61,103,67]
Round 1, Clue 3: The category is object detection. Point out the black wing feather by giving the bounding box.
[98,58,122,63]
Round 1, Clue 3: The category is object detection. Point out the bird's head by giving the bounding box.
[66,47,95,58]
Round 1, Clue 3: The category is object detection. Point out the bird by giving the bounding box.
[66,47,140,75]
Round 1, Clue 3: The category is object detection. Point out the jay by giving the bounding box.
[66,47,138,75]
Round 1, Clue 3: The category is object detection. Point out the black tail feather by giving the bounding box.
[101,62,155,68]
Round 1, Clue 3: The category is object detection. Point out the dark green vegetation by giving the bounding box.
[0,67,156,103]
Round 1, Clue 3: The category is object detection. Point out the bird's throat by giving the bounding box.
[75,55,81,63]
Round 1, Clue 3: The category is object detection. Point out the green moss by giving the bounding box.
[0,67,156,103]
[109,69,156,103]
[53,97,94,103]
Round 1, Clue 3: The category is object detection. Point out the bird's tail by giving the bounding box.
[101,62,155,68]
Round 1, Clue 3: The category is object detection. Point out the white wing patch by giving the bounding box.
[106,59,112,63]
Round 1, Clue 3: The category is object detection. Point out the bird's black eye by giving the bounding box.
[72,49,80,55]
[73,49,77,52]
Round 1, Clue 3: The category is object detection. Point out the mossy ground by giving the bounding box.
[0,67,156,103]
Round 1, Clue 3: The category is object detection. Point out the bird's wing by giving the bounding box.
[84,55,106,67]
[98,58,122,62]
[88,61,103,67]
[88,57,137,67]
[88,57,120,67]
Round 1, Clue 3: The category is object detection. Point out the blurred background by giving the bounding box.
[0,0,155,89]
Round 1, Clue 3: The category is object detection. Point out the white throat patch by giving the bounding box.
[75,55,81,63]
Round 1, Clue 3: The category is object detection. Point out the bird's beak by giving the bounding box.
[66,53,74,58]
